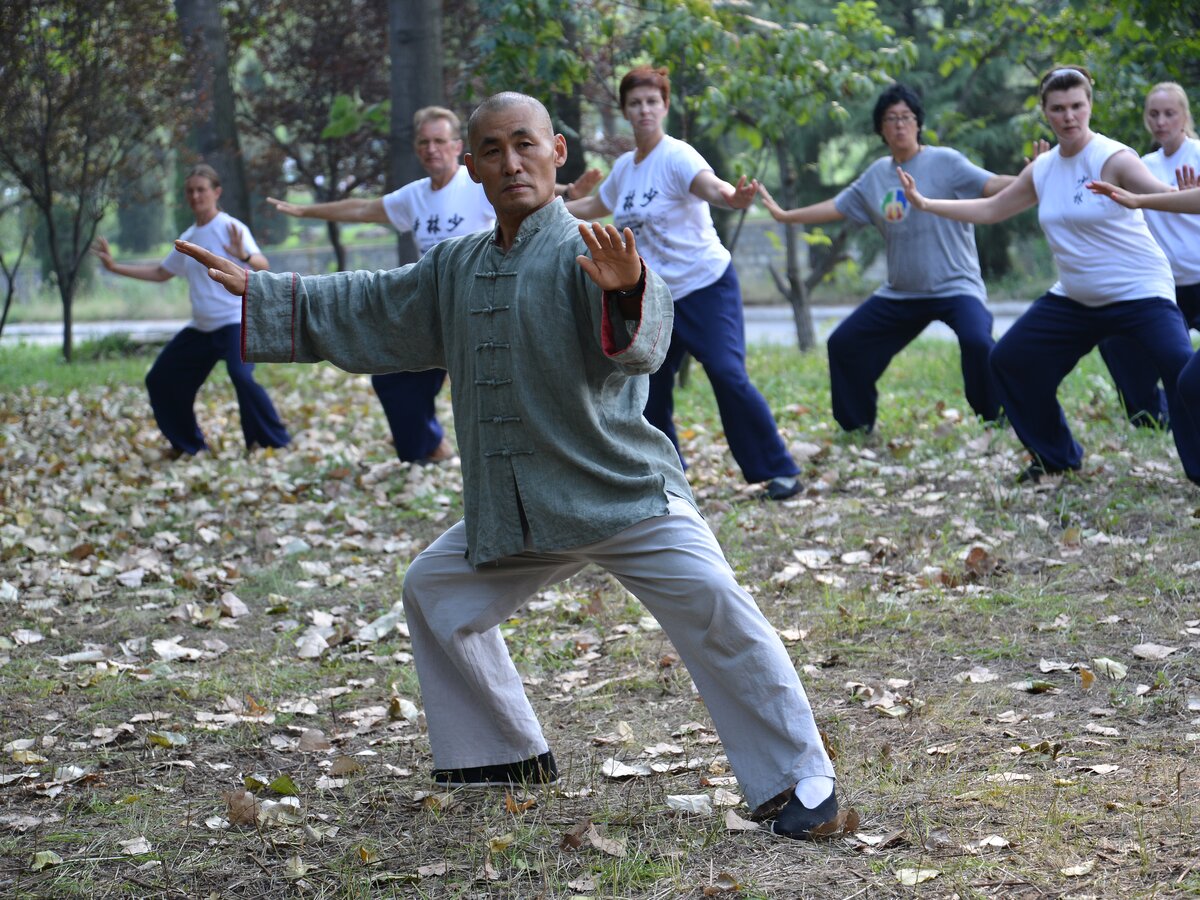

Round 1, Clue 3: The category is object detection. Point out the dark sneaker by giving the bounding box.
[432,750,558,788]
[770,789,840,840]
[1016,462,1073,484]
[765,476,803,501]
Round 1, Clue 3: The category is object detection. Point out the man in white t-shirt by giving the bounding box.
[93,163,291,457]
[269,107,601,463]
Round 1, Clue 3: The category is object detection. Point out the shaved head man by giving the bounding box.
[175,93,840,842]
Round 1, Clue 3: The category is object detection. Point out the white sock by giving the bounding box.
[794,775,835,808]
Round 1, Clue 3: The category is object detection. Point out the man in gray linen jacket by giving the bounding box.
[175,92,839,840]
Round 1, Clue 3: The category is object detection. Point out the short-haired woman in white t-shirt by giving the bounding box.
[897,65,1200,486]
[92,164,290,458]
[567,66,802,500]
[1096,82,1200,428]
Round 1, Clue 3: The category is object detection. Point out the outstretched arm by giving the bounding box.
[1101,149,1173,195]
[266,196,390,225]
[898,164,1037,224]
[756,184,845,225]
[566,194,613,221]
[91,236,173,282]
[224,223,269,271]
[690,171,757,210]
[1088,180,1200,213]
[557,168,604,201]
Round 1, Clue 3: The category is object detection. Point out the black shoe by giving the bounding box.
[769,789,839,840]
[765,476,803,501]
[432,750,558,788]
[1016,462,1072,484]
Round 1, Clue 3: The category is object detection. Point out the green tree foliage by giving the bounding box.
[0,0,190,360]
[239,0,391,271]
[642,1,917,348]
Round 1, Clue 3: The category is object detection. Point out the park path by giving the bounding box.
[2,302,1032,348]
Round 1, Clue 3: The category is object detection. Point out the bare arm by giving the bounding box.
[566,194,612,221]
[224,223,269,271]
[557,168,604,200]
[1101,149,1173,195]
[756,185,845,225]
[266,196,390,225]
[90,236,173,282]
[1088,180,1200,213]
[897,164,1038,224]
[689,170,756,209]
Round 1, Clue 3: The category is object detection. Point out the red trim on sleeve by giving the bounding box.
[240,276,249,363]
[602,259,661,358]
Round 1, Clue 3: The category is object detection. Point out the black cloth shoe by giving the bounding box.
[1016,461,1073,484]
[769,788,839,840]
[432,750,558,788]
[765,476,803,501]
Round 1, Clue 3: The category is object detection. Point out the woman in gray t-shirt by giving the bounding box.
[758,83,1016,433]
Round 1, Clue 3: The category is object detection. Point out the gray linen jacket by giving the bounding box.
[242,199,694,565]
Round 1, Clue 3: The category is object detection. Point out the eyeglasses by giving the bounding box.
[882,114,918,126]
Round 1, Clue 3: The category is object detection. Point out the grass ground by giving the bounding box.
[1,338,1198,899]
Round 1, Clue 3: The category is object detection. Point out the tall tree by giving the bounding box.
[647,0,915,349]
[174,0,252,225]
[0,182,32,341]
[389,0,444,265]
[240,0,391,271]
[0,0,189,360]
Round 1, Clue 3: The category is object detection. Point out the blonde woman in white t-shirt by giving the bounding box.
[1095,83,1200,428]
[568,66,803,501]
[896,65,1200,486]
[92,164,290,458]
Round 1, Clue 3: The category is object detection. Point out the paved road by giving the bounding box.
[3,302,1032,348]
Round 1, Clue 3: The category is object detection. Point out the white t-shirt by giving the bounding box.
[599,134,730,300]
[1141,137,1200,286]
[381,165,494,256]
[1032,132,1173,306]
[161,211,260,331]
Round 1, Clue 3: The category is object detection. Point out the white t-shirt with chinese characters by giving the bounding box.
[599,134,730,300]
[1141,137,1200,286]
[161,211,260,332]
[1032,133,1173,306]
[381,165,495,256]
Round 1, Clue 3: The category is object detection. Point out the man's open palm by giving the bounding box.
[575,223,641,292]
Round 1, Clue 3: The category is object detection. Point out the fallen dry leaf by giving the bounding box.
[895,866,940,885]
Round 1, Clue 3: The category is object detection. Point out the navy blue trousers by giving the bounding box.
[827,293,1000,432]
[644,264,799,483]
[371,370,447,462]
[1098,282,1200,428]
[1178,352,1200,485]
[146,324,290,455]
[990,292,1200,481]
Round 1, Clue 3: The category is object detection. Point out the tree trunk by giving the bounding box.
[775,144,815,351]
[553,17,584,184]
[388,0,443,266]
[327,221,346,273]
[174,0,252,226]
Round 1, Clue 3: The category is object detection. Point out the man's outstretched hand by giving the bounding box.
[175,240,248,296]
[575,223,641,293]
